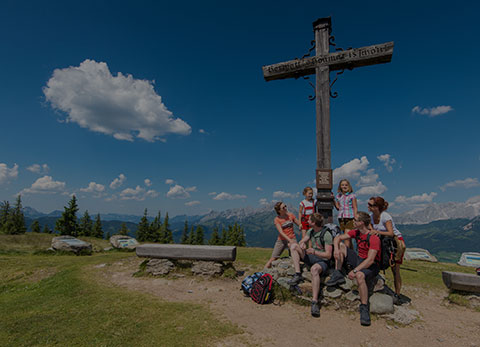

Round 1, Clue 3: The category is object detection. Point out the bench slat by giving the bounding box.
[136,244,237,261]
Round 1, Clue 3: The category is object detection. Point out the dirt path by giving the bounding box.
[98,257,480,347]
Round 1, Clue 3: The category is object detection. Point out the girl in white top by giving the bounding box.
[299,186,315,240]
[368,196,406,296]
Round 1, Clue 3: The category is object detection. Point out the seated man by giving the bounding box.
[288,213,333,317]
[326,211,380,326]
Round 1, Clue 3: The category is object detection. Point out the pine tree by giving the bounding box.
[226,225,235,246]
[136,209,151,242]
[194,225,204,245]
[236,225,246,247]
[150,211,162,242]
[93,214,104,239]
[31,220,41,233]
[208,226,220,245]
[163,213,173,243]
[0,201,10,233]
[43,224,52,234]
[78,210,93,237]
[220,227,227,245]
[187,226,195,244]
[119,222,129,236]
[180,219,189,244]
[10,195,26,235]
[55,195,79,236]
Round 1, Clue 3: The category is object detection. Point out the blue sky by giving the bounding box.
[1,0,479,217]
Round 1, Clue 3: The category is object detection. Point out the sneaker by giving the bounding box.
[359,304,371,326]
[326,270,346,287]
[288,273,304,286]
[311,301,320,318]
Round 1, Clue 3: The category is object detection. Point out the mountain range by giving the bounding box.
[22,201,480,262]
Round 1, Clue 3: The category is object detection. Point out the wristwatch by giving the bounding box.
[353,269,358,274]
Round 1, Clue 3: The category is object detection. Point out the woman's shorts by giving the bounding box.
[338,218,355,231]
[394,236,406,264]
[271,239,290,258]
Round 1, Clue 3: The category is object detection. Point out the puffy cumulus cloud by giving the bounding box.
[357,169,379,187]
[144,179,152,187]
[272,191,299,199]
[185,186,197,192]
[165,179,175,185]
[110,174,126,189]
[212,192,247,200]
[26,163,49,175]
[256,187,263,191]
[80,182,105,197]
[333,156,369,183]
[259,198,268,205]
[394,192,437,204]
[0,163,19,184]
[356,182,387,196]
[411,105,453,117]
[43,59,191,142]
[377,154,396,172]
[166,184,190,199]
[185,201,200,206]
[119,186,158,201]
[20,176,66,194]
[440,178,480,191]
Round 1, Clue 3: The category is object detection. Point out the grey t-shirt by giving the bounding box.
[306,228,333,252]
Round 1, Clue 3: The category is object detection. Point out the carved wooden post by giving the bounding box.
[314,18,334,222]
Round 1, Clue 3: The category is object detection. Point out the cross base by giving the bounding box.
[316,189,334,224]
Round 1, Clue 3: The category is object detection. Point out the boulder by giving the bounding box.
[404,248,438,262]
[109,235,139,249]
[383,305,420,325]
[146,259,175,275]
[191,261,224,276]
[324,287,343,299]
[370,293,394,314]
[51,236,92,255]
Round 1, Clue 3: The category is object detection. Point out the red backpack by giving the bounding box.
[250,273,274,304]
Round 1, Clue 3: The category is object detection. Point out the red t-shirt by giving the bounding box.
[274,213,296,241]
[347,229,381,262]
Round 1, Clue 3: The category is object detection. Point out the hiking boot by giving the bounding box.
[326,270,346,287]
[311,301,320,318]
[359,304,371,326]
[288,273,304,286]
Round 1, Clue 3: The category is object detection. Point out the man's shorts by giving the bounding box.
[338,218,355,231]
[271,238,290,258]
[303,254,329,273]
[345,247,379,281]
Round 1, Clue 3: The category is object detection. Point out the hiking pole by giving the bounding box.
[400,266,418,272]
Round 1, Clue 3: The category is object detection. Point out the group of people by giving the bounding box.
[264,180,406,326]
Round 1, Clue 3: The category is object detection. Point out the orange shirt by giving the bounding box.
[274,212,296,241]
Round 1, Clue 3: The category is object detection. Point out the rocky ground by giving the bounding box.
[96,256,480,347]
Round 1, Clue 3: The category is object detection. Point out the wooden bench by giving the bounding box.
[136,244,237,261]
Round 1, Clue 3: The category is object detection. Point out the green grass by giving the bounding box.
[0,252,241,346]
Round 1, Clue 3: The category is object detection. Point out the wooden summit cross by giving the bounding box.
[262,17,394,222]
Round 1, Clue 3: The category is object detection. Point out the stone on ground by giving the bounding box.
[109,235,139,249]
[51,236,92,254]
[370,293,394,314]
[191,261,224,276]
[146,259,175,275]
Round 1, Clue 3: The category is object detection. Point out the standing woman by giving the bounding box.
[265,202,301,269]
[368,196,407,298]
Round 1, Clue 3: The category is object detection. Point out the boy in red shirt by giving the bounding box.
[326,211,380,326]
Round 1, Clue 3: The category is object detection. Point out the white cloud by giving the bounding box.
[80,182,105,197]
[26,164,49,175]
[272,191,299,199]
[357,169,379,187]
[119,185,158,201]
[212,192,247,200]
[394,192,437,204]
[377,154,396,172]
[0,163,19,184]
[185,186,197,192]
[43,59,191,142]
[440,178,480,191]
[333,156,369,184]
[110,174,126,189]
[356,182,387,196]
[166,184,190,199]
[259,198,268,205]
[165,179,175,185]
[20,175,66,194]
[208,192,217,196]
[411,105,453,117]
[144,179,152,187]
[256,187,263,191]
[199,129,209,135]
[185,201,200,206]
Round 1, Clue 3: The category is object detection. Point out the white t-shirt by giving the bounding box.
[371,212,403,238]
